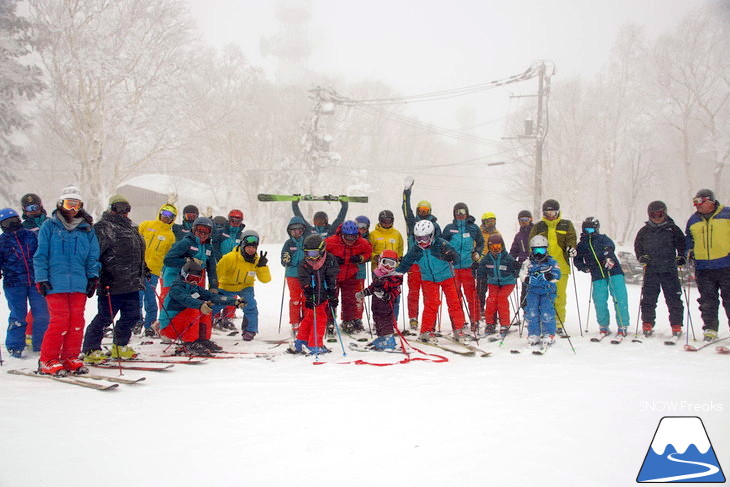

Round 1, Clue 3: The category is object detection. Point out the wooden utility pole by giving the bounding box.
[533,62,546,218]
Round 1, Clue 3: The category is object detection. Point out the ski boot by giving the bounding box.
[556,326,567,338]
[599,326,610,338]
[484,323,496,336]
[369,334,397,351]
[341,321,356,334]
[132,321,144,335]
[143,327,157,338]
[241,330,256,342]
[541,334,555,347]
[288,339,307,354]
[178,341,212,357]
[9,349,23,359]
[642,322,654,337]
[197,339,223,352]
[470,321,480,334]
[527,335,541,347]
[110,344,138,359]
[409,318,419,331]
[63,358,89,375]
[499,325,510,337]
[418,331,438,345]
[670,324,682,337]
[39,359,67,376]
[616,327,627,338]
[453,328,469,344]
[703,329,718,342]
[352,319,365,333]
[83,349,110,364]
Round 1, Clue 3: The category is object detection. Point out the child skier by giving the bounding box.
[355,249,403,350]
[215,230,271,341]
[395,220,466,344]
[574,217,630,338]
[281,217,308,336]
[0,208,49,357]
[159,260,243,356]
[519,235,561,347]
[478,234,518,336]
[291,234,339,354]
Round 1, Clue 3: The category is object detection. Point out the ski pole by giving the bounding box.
[329,306,347,356]
[634,267,645,339]
[553,299,576,355]
[497,296,522,348]
[277,277,286,334]
[678,269,696,342]
[569,259,583,337]
[585,280,593,333]
[448,263,478,343]
[105,289,123,375]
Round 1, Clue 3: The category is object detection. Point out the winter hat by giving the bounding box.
[58,185,83,203]
[542,199,560,212]
[108,194,129,206]
[518,210,532,219]
[20,193,42,208]
[694,189,715,202]
[647,201,667,214]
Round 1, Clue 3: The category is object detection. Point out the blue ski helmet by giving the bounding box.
[355,215,370,228]
[0,208,19,222]
[341,220,358,235]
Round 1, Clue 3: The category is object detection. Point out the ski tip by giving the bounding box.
[631,339,643,343]
[510,349,521,354]
[683,344,698,351]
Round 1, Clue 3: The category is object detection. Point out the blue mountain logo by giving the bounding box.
[637,416,725,483]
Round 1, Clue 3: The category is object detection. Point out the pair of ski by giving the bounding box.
[89,356,208,371]
[257,194,368,203]
[510,342,553,355]
[684,337,730,353]
[590,333,628,345]
[418,337,491,357]
[7,369,145,391]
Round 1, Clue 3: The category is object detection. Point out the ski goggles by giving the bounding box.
[183,273,203,285]
[532,247,547,255]
[289,225,305,235]
[415,235,432,246]
[160,209,176,219]
[488,243,503,252]
[194,226,211,237]
[304,249,322,260]
[692,196,711,206]
[584,227,596,234]
[184,212,199,221]
[23,204,41,212]
[416,207,431,215]
[454,208,468,216]
[519,217,531,223]
[380,257,397,268]
[648,210,665,219]
[379,217,394,225]
[342,233,358,242]
[242,235,259,246]
[111,202,131,214]
[357,222,369,229]
[228,216,243,224]
[543,210,558,219]
[61,199,82,211]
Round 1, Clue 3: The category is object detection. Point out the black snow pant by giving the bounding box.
[640,271,684,327]
[372,296,396,337]
[695,267,730,332]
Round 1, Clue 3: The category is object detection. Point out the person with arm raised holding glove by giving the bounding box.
[634,201,686,338]
[529,199,577,336]
[215,230,271,341]
[575,217,630,339]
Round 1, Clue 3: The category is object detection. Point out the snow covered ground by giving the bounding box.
[0,243,727,487]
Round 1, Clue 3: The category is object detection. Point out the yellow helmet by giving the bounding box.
[481,212,496,221]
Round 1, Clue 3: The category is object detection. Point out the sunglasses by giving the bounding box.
[532,247,547,255]
[692,196,710,206]
[61,199,82,211]
[304,249,322,259]
[160,210,176,219]
[649,210,665,219]
[519,217,531,223]
[24,204,41,212]
[380,257,397,268]
[455,208,467,216]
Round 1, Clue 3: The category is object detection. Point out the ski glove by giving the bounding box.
[85,277,99,298]
[328,297,339,310]
[566,246,577,258]
[354,291,365,301]
[638,255,650,265]
[282,252,291,264]
[350,255,363,264]
[404,176,414,191]
[603,258,615,270]
[471,252,481,262]
[256,251,268,267]
[200,302,213,315]
[144,266,152,281]
[234,298,247,309]
[675,255,687,267]
[545,272,555,281]
[36,281,52,297]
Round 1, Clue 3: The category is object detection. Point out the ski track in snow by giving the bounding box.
[0,244,727,487]
[642,452,720,482]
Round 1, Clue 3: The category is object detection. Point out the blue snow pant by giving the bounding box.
[4,285,49,352]
[82,291,141,353]
[213,288,258,333]
[138,274,160,328]
[525,290,556,336]
[592,274,630,329]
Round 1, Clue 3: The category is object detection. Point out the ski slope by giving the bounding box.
[0,243,727,487]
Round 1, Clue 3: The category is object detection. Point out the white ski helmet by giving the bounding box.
[529,235,548,248]
[529,235,549,261]
[414,220,435,248]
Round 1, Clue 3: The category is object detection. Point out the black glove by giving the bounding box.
[443,250,456,263]
[85,277,99,298]
[335,256,345,265]
[675,255,687,267]
[545,272,554,281]
[98,285,110,297]
[638,255,650,265]
[350,255,363,263]
[234,297,247,309]
[328,296,338,310]
[256,250,268,267]
[304,296,315,309]
[470,261,479,271]
[36,281,52,297]
[566,246,577,258]
[144,266,152,281]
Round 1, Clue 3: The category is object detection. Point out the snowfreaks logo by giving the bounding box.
[637,416,725,483]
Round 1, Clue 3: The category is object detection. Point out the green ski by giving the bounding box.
[257,194,368,203]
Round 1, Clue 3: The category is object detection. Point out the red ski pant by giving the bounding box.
[421,278,466,333]
[40,293,87,363]
[406,264,423,320]
[485,284,515,326]
[286,277,304,325]
[297,302,329,347]
[338,277,361,322]
[160,308,212,343]
[353,279,365,320]
[453,267,479,322]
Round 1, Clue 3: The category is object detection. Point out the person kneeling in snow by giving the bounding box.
[215,230,271,341]
[159,260,243,356]
[290,235,339,355]
[519,235,561,348]
[355,249,403,350]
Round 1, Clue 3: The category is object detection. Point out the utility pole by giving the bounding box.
[533,62,546,217]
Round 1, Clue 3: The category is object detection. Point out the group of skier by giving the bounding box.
[0,179,728,371]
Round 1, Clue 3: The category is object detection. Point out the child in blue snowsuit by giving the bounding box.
[574,217,630,336]
[519,235,562,345]
[0,208,49,357]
